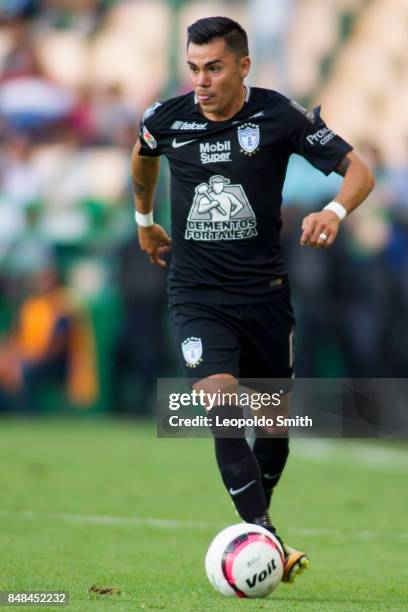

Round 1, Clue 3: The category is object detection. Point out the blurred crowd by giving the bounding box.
[282,141,408,378]
[0,1,171,415]
[0,1,407,415]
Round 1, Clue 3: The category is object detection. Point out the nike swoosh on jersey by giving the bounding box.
[172,138,197,148]
[229,480,256,496]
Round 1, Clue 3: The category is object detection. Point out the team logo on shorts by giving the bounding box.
[237,123,260,155]
[182,337,203,368]
[185,175,258,241]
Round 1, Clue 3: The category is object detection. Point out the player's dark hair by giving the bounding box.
[187,16,249,58]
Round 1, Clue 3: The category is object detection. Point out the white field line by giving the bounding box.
[1,509,408,542]
[0,510,210,529]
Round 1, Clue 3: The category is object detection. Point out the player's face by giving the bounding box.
[187,38,250,119]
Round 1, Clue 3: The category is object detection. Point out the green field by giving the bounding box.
[1,418,407,611]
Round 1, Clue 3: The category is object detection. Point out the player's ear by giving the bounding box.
[239,56,251,78]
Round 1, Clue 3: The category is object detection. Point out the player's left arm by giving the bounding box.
[300,150,375,248]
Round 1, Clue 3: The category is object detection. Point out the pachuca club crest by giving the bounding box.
[182,337,203,368]
[238,123,260,155]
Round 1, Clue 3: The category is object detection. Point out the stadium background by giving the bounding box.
[0,0,407,415]
[1,2,407,609]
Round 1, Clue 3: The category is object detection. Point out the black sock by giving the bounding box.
[252,435,289,508]
[210,405,269,524]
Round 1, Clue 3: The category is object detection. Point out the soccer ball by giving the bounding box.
[205,523,284,598]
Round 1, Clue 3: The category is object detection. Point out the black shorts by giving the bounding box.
[169,287,295,387]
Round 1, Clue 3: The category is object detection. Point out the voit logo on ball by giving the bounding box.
[185,175,258,242]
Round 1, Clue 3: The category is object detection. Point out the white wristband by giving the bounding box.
[135,210,154,227]
[324,201,347,221]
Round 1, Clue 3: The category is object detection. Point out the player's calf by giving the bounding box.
[252,434,289,508]
[210,404,270,524]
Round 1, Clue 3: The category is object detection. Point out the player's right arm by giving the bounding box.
[131,139,171,267]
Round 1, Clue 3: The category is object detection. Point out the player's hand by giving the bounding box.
[300,210,340,248]
[138,223,172,267]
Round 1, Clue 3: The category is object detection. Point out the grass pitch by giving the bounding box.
[0,418,407,610]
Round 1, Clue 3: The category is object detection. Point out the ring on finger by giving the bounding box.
[319,232,328,241]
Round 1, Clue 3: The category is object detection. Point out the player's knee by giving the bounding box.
[193,373,238,410]
[253,391,291,435]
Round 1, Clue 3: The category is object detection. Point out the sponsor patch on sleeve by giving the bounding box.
[142,125,157,149]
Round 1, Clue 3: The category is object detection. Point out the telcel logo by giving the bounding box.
[200,141,231,164]
[171,121,208,130]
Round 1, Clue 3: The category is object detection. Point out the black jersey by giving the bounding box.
[138,86,352,304]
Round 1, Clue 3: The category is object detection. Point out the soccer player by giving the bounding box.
[131,16,375,583]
